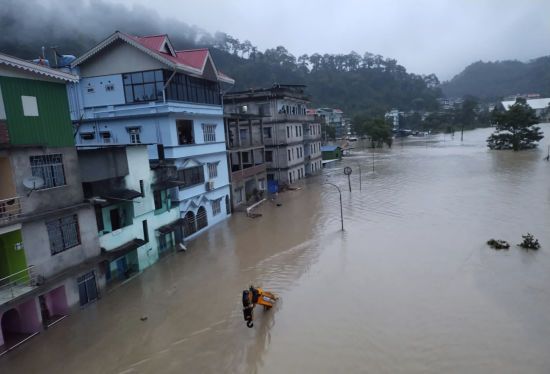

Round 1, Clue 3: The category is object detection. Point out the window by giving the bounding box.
[47,215,81,255]
[123,70,164,103]
[165,72,221,105]
[142,220,149,243]
[287,127,290,138]
[78,271,98,306]
[263,127,272,139]
[100,131,112,143]
[127,127,141,144]
[177,120,194,144]
[207,162,218,178]
[21,96,38,116]
[80,132,94,140]
[212,199,221,216]
[265,151,273,162]
[235,188,243,203]
[288,149,291,161]
[258,178,265,190]
[242,152,250,164]
[30,154,66,189]
[177,166,205,188]
[295,126,299,137]
[153,190,163,210]
[203,124,217,142]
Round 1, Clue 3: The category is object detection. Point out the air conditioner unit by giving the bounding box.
[239,105,248,114]
[205,180,215,191]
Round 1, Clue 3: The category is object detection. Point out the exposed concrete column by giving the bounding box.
[248,120,253,146]
[237,119,241,147]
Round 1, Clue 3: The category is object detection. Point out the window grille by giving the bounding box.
[202,124,217,142]
[128,127,141,144]
[212,199,221,216]
[47,214,81,255]
[30,154,66,189]
[207,162,218,178]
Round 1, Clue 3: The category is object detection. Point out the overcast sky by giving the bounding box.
[87,1,550,80]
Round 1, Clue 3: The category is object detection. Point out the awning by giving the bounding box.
[157,218,184,234]
[103,189,142,201]
[101,238,146,262]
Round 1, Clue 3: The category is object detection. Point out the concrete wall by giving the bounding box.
[22,206,99,279]
[9,147,84,215]
[80,74,125,108]
[0,156,15,198]
[264,122,304,146]
[79,41,165,78]
[78,147,129,183]
[266,144,305,170]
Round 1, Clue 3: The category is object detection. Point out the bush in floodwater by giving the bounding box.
[487,239,510,250]
[518,233,540,250]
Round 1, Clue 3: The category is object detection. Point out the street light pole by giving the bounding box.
[323,182,344,231]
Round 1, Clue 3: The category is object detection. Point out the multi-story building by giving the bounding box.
[77,144,180,285]
[0,53,103,353]
[302,121,322,175]
[224,84,321,186]
[223,112,267,209]
[311,108,345,139]
[68,31,234,241]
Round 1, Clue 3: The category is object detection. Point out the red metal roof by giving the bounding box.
[121,33,233,83]
[135,35,168,52]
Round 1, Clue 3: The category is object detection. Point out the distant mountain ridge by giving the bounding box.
[441,56,550,100]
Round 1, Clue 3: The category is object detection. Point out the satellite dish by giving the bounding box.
[23,176,45,190]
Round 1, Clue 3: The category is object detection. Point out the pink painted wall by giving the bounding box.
[17,299,41,333]
[45,286,69,316]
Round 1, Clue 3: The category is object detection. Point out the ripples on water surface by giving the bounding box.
[2,125,550,374]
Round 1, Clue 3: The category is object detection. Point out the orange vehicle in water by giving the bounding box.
[242,286,278,328]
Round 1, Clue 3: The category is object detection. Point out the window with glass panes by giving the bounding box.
[165,72,221,105]
[123,70,164,103]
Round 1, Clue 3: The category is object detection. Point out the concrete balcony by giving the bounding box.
[0,266,36,306]
[164,142,226,159]
[267,114,315,123]
[231,164,266,183]
[0,197,22,226]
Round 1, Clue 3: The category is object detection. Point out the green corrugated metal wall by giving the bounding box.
[0,76,74,147]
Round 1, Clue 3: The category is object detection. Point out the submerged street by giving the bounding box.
[2,126,550,373]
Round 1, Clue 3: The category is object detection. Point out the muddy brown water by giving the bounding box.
[2,125,550,374]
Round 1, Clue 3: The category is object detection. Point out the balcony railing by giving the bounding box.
[268,114,315,123]
[0,196,22,224]
[0,266,37,305]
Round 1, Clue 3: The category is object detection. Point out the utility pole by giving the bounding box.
[323,182,344,231]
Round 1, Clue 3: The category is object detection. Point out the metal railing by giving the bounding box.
[0,265,38,303]
[0,196,22,224]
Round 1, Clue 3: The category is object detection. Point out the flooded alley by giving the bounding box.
[2,125,550,374]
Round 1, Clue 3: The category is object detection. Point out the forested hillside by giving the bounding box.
[0,0,441,117]
[441,57,550,100]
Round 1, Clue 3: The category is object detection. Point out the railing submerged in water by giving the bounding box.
[0,196,22,224]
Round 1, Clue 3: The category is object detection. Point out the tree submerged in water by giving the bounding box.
[487,98,543,151]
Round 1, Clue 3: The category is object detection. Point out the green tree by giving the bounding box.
[487,98,543,151]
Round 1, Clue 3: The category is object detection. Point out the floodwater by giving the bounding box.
[2,125,550,374]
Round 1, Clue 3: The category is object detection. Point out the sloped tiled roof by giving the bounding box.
[72,31,234,84]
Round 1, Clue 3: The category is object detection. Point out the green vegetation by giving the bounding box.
[487,98,543,151]
[442,57,550,100]
[352,115,393,148]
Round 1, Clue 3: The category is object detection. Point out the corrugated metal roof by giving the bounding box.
[501,98,550,110]
[0,52,78,82]
[321,145,340,152]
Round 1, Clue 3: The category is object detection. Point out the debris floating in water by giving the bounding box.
[487,239,510,250]
[518,233,540,250]
[140,316,148,321]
